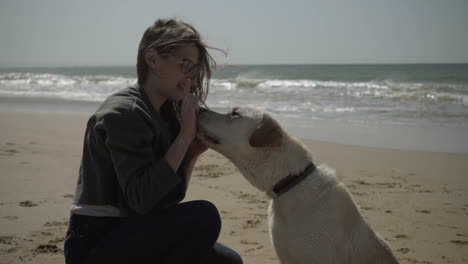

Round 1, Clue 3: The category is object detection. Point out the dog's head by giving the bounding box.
[198,107,283,152]
[198,107,311,191]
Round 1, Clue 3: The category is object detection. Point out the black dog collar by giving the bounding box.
[267,162,317,199]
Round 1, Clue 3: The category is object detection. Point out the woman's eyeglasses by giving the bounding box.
[168,53,199,75]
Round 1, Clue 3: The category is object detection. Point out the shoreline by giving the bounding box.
[0,111,467,263]
[2,96,468,154]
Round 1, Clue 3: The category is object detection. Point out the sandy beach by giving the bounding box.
[1,111,467,264]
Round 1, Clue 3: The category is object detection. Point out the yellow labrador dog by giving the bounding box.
[198,107,399,264]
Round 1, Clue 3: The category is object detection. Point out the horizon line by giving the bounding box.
[1,62,468,69]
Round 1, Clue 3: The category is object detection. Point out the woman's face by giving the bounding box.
[155,44,200,101]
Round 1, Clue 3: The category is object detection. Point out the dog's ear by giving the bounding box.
[249,114,283,148]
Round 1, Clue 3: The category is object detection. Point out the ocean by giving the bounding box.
[1,64,468,153]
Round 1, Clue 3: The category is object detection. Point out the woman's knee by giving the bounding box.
[187,200,221,234]
[203,243,243,264]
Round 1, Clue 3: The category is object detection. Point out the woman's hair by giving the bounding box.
[137,18,217,106]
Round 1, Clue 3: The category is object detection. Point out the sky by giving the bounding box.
[1,0,467,67]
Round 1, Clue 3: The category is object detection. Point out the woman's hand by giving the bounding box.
[179,79,198,142]
[187,137,208,159]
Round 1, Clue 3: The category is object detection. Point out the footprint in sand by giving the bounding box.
[240,240,259,245]
[0,236,21,254]
[19,201,38,207]
[416,209,431,214]
[194,164,219,171]
[407,184,433,193]
[355,180,372,186]
[3,216,19,221]
[395,234,410,239]
[33,244,62,254]
[397,247,410,254]
[418,189,433,193]
[242,219,261,229]
[195,164,226,178]
[237,192,263,204]
[450,240,468,246]
[436,224,458,229]
[375,182,402,189]
[40,231,54,237]
[201,171,223,178]
[43,220,68,227]
[0,236,17,246]
[244,245,264,253]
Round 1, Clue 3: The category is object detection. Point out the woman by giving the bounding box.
[64,18,243,264]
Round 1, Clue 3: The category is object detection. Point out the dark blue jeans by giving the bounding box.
[64,200,242,264]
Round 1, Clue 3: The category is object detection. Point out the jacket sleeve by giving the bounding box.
[98,105,181,214]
